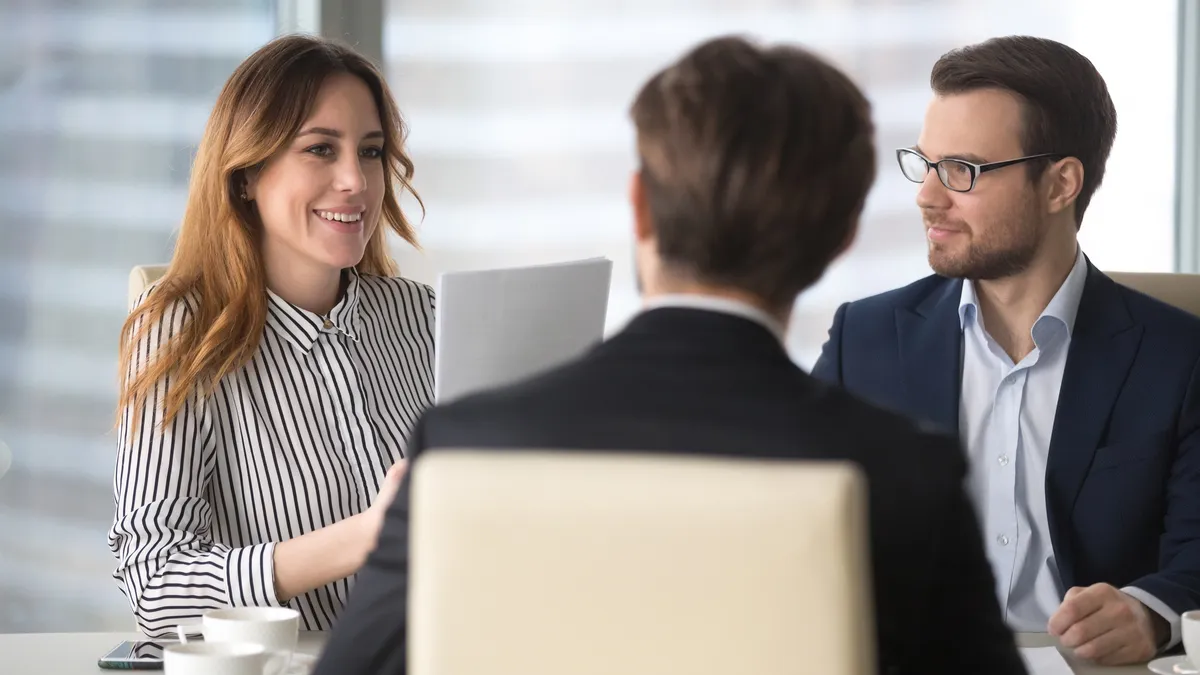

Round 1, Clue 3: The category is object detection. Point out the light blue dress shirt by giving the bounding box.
[958,249,1178,647]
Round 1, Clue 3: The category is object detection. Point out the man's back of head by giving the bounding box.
[628,36,877,318]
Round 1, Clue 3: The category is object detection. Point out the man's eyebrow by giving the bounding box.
[945,153,988,164]
[913,145,988,164]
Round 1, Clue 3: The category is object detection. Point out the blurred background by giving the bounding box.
[0,0,1193,632]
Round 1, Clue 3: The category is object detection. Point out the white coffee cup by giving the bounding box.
[177,607,300,651]
[164,642,267,675]
[177,607,300,674]
[1183,610,1200,666]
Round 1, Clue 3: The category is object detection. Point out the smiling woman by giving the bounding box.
[107,34,436,637]
[247,74,398,315]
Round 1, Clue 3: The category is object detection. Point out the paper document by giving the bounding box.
[1019,647,1074,675]
[434,257,613,404]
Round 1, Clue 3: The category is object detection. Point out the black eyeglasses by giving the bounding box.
[896,148,1064,193]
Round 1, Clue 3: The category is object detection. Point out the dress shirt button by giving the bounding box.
[322,319,334,330]
[998,455,1010,467]
[997,534,1010,546]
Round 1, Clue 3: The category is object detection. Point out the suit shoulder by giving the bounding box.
[841,274,955,317]
[439,358,590,410]
[1115,282,1200,338]
[419,356,597,433]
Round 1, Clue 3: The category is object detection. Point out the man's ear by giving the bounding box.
[1045,156,1084,217]
[629,170,655,243]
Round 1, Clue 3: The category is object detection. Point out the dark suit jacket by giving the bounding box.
[314,308,1026,675]
[811,263,1200,619]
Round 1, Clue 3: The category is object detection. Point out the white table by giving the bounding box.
[0,631,1160,674]
[1016,632,1157,674]
[0,631,328,674]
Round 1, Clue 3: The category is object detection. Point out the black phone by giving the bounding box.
[97,639,180,670]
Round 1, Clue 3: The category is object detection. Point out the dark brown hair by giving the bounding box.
[931,35,1117,228]
[630,35,876,311]
[119,34,421,432]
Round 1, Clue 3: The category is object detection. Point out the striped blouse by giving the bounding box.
[108,270,435,636]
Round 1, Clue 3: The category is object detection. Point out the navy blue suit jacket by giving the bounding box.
[812,263,1200,615]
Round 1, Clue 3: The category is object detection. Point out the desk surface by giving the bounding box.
[0,630,1154,674]
[0,631,327,675]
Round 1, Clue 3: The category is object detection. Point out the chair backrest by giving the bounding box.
[408,451,875,675]
[1107,271,1200,318]
[127,264,169,310]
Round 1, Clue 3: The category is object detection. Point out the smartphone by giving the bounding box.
[97,639,180,670]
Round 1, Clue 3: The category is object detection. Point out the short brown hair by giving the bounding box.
[630,36,875,310]
[931,36,1117,228]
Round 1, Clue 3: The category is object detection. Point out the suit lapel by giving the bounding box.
[1046,265,1142,587]
[895,279,964,435]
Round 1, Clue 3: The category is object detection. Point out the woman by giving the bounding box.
[108,34,435,636]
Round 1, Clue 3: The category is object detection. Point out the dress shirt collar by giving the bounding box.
[641,293,787,342]
[958,248,1088,345]
[265,267,362,353]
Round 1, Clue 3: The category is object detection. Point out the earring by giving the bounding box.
[240,191,249,201]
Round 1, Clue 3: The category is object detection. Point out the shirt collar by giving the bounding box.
[958,247,1088,338]
[265,268,362,353]
[641,293,787,342]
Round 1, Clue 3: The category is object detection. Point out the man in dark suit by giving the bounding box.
[812,36,1200,667]
[315,36,1026,675]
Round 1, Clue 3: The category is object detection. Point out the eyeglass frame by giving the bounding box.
[895,148,1065,193]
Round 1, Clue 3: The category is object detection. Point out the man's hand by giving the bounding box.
[1048,583,1166,665]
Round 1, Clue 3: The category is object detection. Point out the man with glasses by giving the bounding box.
[814,35,1200,666]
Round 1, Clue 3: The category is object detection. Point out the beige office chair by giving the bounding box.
[127,264,169,310]
[1107,271,1200,318]
[408,451,875,675]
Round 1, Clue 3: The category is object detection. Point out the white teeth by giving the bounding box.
[317,211,362,223]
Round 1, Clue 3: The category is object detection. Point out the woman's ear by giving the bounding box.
[241,165,261,202]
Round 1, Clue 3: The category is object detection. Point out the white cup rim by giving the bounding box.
[165,642,266,657]
[1184,610,1200,621]
[204,607,299,622]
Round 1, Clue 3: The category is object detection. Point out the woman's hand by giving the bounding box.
[359,460,408,560]
[272,459,410,602]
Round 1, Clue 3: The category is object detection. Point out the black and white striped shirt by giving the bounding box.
[108,270,435,636]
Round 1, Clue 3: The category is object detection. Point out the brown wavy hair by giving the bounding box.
[117,34,422,432]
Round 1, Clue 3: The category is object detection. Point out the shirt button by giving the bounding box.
[322,319,334,330]
[998,455,1010,466]
[997,534,1010,546]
